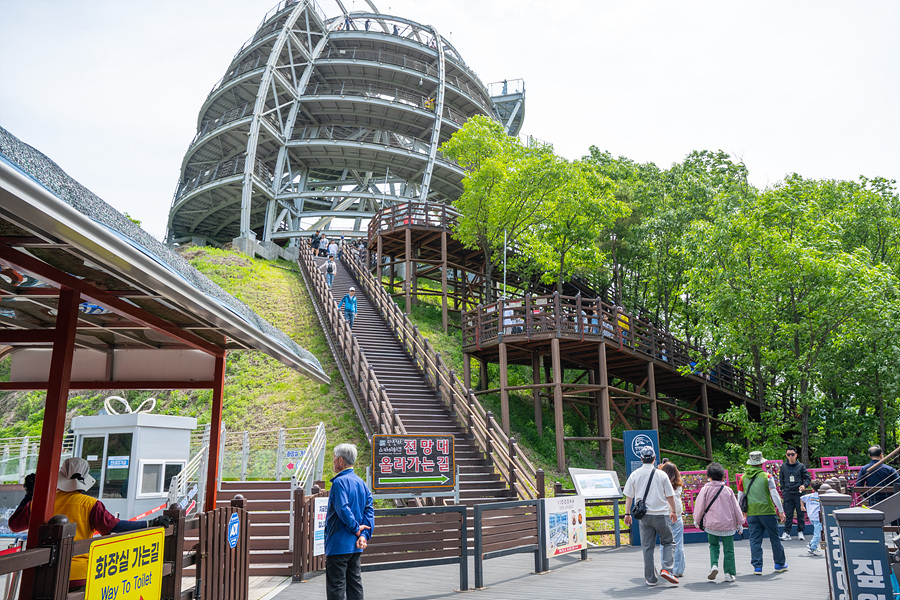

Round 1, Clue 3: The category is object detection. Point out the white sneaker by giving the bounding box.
[724,573,736,582]
[780,532,791,541]
[708,565,718,580]
[798,531,805,540]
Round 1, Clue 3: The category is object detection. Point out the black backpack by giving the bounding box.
[327,262,334,274]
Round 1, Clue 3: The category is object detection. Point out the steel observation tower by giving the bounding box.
[166,0,525,257]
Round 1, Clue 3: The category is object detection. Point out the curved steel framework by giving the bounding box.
[166,0,525,252]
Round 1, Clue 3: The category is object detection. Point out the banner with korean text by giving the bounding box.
[372,434,455,492]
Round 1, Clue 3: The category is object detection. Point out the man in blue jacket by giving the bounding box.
[857,445,899,511]
[326,443,374,600]
[337,287,358,329]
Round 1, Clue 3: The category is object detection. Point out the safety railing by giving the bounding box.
[366,200,460,240]
[341,245,541,500]
[302,80,468,126]
[462,294,759,402]
[0,434,74,484]
[218,425,327,482]
[297,243,407,436]
[290,422,327,493]
[173,154,272,202]
[166,442,208,516]
[289,125,461,172]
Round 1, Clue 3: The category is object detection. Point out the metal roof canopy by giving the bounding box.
[0,126,329,551]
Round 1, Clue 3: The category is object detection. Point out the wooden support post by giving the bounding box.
[598,343,613,470]
[648,362,659,431]
[405,227,412,313]
[478,359,488,392]
[205,352,227,512]
[701,383,713,460]
[376,233,382,278]
[499,341,510,435]
[463,352,472,391]
[532,352,543,437]
[441,230,449,333]
[551,337,565,473]
[26,287,79,548]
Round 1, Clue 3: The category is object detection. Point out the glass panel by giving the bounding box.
[103,433,133,499]
[163,463,182,493]
[79,437,105,498]
[141,463,162,495]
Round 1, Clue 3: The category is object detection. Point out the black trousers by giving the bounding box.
[326,552,363,600]
[782,493,805,534]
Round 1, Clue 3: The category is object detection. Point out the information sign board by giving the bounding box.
[313,497,328,556]
[568,468,622,499]
[544,495,587,558]
[623,430,659,477]
[821,493,851,600]
[372,434,455,492]
[87,528,164,600]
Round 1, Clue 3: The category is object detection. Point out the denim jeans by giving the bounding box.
[748,514,786,568]
[670,517,685,575]
[344,310,355,329]
[326,272,335,288]
[808,520,823,552]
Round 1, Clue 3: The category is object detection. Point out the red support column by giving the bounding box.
[27,287,80,547]
[204,353,226,512]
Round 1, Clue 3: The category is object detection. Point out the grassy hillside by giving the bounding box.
[0,246,369,475]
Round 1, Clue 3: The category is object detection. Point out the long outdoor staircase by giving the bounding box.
[321,254,515,506]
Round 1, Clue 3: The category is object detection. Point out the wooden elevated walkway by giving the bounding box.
[461,294,760,470]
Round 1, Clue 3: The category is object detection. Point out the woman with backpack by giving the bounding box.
[692,462,743,582]
[737,451,787,575]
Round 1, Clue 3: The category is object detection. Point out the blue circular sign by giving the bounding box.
[227,512,240,549]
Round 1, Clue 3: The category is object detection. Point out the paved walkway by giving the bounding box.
[272,537,830,599]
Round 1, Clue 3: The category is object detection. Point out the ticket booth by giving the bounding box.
[70,412,197,519]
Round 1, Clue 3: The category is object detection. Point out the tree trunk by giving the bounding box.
[800,378,810,465]
[483,249,494,303]
[557,250,566,295]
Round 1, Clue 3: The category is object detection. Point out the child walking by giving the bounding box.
[801,480,823,556]
[692,462,744,582]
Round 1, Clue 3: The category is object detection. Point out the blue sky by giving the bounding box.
[2,0,897,240]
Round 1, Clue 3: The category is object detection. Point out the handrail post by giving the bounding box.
[467,390,476,435]
[161,505,186,600]
[32,515,76,600]
[536,469,545,499]
[485,412,495,464]
[293,487,305,581]
[508,437,518,496]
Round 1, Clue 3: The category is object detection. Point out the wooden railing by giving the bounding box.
[341,245,543,500]
[297,244,406,436]
[366,200,460,241]
[462,293,758,402]
[0,497,250,600]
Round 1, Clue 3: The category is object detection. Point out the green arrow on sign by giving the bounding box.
[379,474,451,485]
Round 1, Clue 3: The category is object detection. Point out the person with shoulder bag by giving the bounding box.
[737,451,787,575]
[623,446,680,587]
[692,462,744,582]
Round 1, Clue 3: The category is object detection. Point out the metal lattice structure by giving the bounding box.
[166,0,524,254]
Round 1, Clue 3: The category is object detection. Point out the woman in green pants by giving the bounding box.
[692,462,744,582]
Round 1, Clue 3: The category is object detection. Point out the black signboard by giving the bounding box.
[372,434,456,492]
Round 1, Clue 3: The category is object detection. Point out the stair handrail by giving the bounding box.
[341,244,540,500]
[166,443,208,515]
[297,243,407,437]
[291,421,327,493]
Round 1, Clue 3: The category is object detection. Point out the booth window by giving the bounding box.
[102,433,133,499]
[80,436,105,498]
[139,461,185,496]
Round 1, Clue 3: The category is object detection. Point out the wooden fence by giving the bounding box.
[472,500,543,589]
[0,497,250,600]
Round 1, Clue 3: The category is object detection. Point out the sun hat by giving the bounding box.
[57,457,96,492]
[639,446,656,459]
[746,451,766,465]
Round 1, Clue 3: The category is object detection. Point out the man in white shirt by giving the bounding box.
[623,446,679,586]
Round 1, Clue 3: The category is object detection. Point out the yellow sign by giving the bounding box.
[86,528,164,600]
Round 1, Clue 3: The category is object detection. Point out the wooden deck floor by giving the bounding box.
[272,537,830,599]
